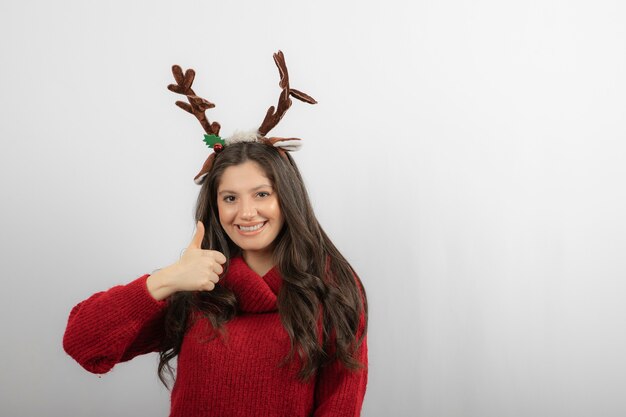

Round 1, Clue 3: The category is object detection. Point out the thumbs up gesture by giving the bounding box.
[146,221,227,301]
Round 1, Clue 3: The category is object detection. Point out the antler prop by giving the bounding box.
[168,65,223,183]
[168,65,221,136]
[169,51,316,184]
[258,50,317,138]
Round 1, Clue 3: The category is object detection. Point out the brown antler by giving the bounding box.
[168,65,221,136]
[258,51,317,137]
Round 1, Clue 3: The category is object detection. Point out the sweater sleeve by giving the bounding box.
[313,334,368,417]
[313,306,368,417]
[313,264,369,417]
[62,274,168,374]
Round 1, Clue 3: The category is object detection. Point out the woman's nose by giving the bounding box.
[239,199,257,220]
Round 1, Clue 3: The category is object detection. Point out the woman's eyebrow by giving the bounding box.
[218,184,273,195]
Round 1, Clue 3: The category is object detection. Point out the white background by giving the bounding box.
[2,0,626,416]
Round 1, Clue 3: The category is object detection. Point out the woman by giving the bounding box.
[63,52,368,417]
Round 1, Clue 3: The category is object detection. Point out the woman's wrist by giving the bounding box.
[146,264,179,301]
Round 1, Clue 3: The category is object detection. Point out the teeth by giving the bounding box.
[239,222,264,232]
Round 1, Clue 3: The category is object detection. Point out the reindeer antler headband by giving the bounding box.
[168,50,317,184]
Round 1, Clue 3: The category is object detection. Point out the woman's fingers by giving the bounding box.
[213,250,227,265]
[199,249,226,264]
[200,278,216,292]
[175,225,227,293]
[212,261,224,276]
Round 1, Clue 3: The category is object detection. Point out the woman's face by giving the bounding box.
[217,160,284,257]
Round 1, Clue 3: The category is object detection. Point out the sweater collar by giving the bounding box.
[222,255,282,313]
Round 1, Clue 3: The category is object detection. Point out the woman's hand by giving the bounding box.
[146,221,227,301]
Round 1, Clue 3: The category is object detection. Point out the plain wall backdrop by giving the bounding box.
[2,0,626,416]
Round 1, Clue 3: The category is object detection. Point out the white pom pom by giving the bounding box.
[225,129,261,145]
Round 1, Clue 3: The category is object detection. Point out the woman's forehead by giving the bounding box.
[217,161,272,192]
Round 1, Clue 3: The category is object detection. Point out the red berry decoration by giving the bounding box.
[213,143,223,153]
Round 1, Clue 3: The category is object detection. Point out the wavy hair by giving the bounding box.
[158,142,368,387]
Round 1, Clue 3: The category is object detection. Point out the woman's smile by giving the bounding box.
[237,221,268,234]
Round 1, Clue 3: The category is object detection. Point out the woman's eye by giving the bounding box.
[257,192,270,198]
[223,196,235,203]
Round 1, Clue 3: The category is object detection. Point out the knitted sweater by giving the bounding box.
[63,256,368,416]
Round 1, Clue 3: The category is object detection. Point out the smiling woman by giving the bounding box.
[62,51,368,417]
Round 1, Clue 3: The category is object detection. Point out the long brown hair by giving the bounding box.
[158,142,368,386]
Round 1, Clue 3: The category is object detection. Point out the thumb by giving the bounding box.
[188,220,205,249]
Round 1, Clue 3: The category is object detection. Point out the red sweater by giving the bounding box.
[63,256,368,416]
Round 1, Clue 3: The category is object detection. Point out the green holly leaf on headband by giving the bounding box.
[203,134,226,149]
